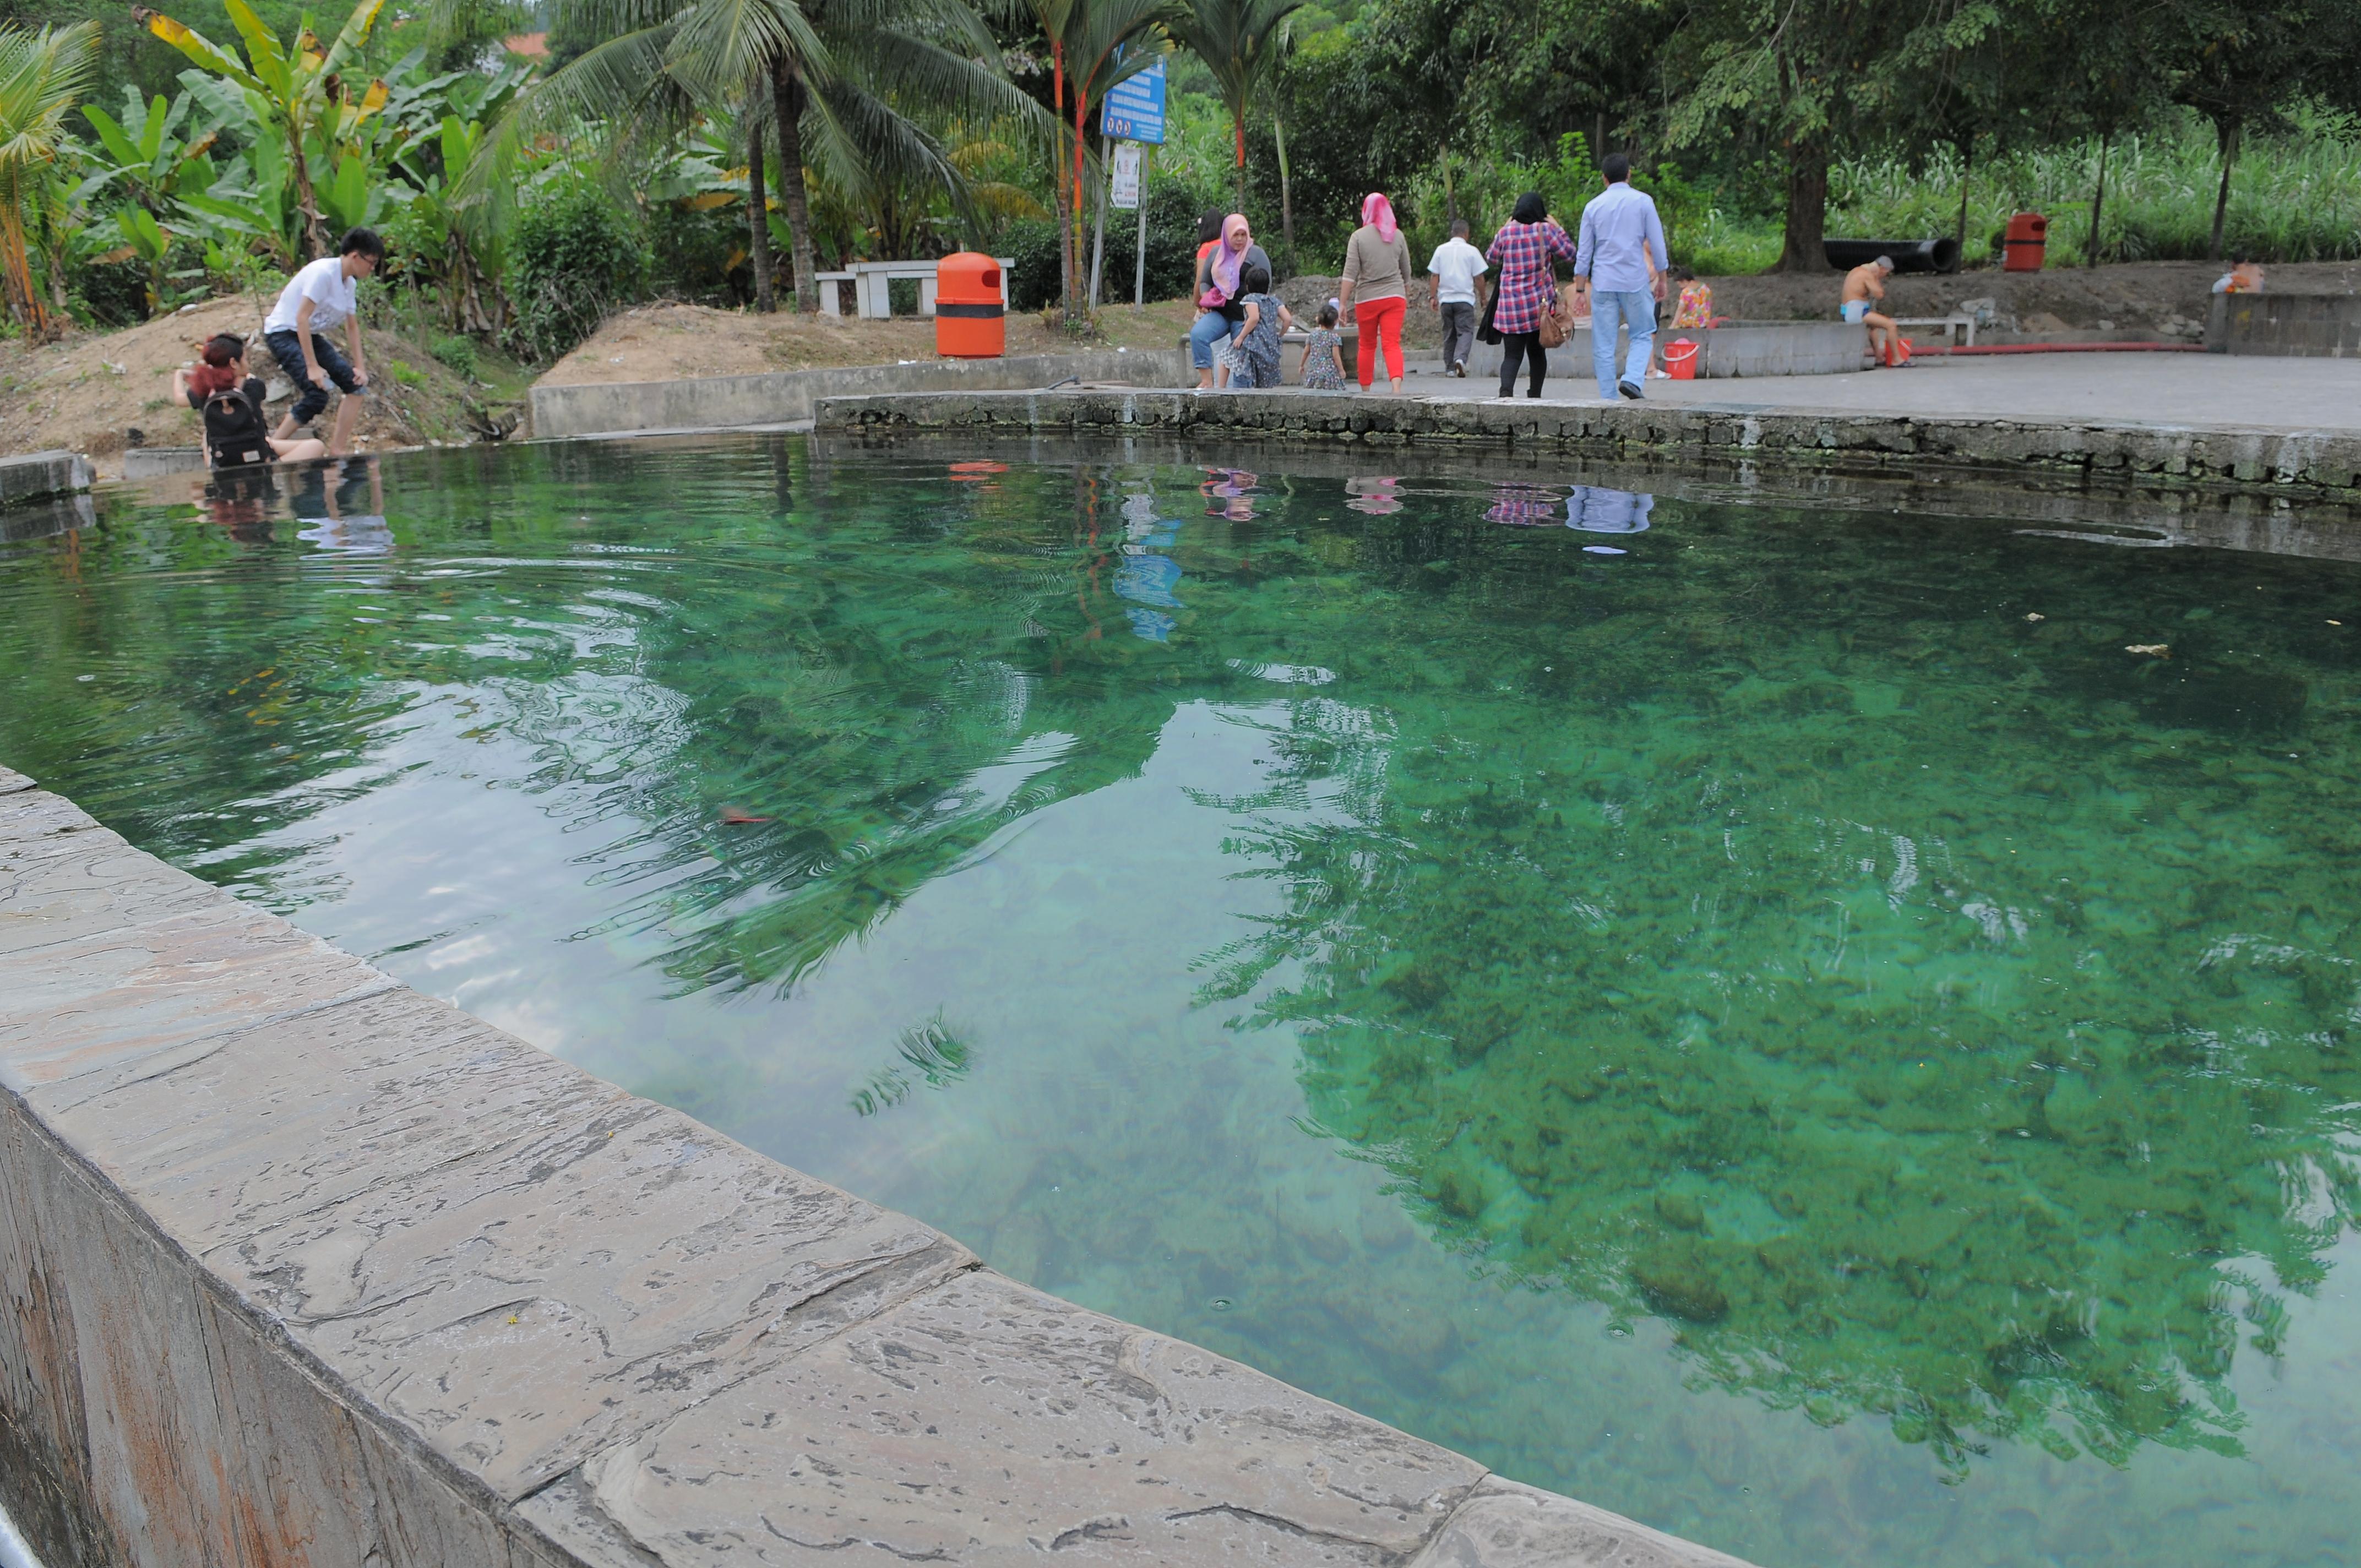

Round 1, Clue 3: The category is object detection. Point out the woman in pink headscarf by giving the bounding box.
[1190,214,1271,391]
[1338,192,1412,394]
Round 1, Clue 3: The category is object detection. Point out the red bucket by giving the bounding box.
[1664,337,1700,380]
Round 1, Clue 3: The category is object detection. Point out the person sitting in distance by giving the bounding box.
[1840,254,1900,364]
[171,334,328,469]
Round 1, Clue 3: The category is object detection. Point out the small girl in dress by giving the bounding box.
[1218,264,1293,390]
[1300,301,1347,391]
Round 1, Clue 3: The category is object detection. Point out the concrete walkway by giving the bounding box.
[1389,352,2361,432]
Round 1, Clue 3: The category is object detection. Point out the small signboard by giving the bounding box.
[1101,56,1166,145]
[1110,141,1142,209]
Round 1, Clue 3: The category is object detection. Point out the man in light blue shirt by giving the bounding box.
[1574,153,1669,401]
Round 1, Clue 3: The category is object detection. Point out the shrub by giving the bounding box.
[388,360,427,387]
[648,198,753,306]
[429,334,478,380]
[507,181,650,361]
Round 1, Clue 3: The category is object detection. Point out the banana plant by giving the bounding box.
[74,86,219,216]
[134,0,392,258]
[96,204,175,314]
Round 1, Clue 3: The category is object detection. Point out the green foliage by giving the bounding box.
[1005,177,1202,309]
[505,176,648,361]
[387,356,425,385]
[428,331,477,379]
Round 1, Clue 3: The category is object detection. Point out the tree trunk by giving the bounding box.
[0,200,50,341]
[1775,140,1828,273]
[1953,137,1972,256]
[290,124,325,260]
[1053,42,1073,315]
[2085,132,2108,269]
[747,126,775,313]
[771,60,819,312]
[1232,109,1246,211]
[1440,144,1454,226]
[1071,90,1091,322]
[1275,107,1294,256]
[2207,121,2238,261]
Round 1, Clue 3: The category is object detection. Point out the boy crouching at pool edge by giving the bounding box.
[264,227,385,458]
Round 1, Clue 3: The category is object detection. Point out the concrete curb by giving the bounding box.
[0,764,1759,1568]
[0,453,93,510]
[813,386,2361,498]
[529,349,1191,440]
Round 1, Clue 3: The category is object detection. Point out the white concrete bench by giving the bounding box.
[844,259,1014,320]
[1893,314,1977,347]
[815,271,855,317]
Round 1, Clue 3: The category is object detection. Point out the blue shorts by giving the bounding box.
[264,328,367,424]
[1840,300,1870,325]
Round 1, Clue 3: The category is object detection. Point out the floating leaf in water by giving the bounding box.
[2125,644,2169,656]
[719,807,773,824]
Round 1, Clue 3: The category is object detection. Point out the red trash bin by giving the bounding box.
[2003,213,2048,273]
[935,253,1005,358]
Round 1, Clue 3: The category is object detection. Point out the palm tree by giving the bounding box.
[0,21,99,340]
[1174,0,1301,212]
[472,0,1038,312]
[1027,0,1175,319]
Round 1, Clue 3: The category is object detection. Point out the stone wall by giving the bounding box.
[528,349,1191,439]
[0,764,1754,1568]
[2207,292,2361,357]
[813,387,2361,498]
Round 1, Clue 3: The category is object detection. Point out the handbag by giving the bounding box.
[1535,284,1572,350]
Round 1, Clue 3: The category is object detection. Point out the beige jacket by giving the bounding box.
[1341,225,1412,303]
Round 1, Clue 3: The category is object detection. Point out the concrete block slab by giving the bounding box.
[544,1267,1487,1566]
[0,451,93,510]
[1407,1478,1755,1568]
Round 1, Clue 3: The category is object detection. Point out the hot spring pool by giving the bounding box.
[3,436,2358,1568]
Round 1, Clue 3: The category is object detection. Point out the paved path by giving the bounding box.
[1392,353,2361,432]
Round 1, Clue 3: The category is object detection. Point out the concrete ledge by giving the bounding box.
[813,387,2361,498]
[121,447,208,481]
[0,451,93,510]
[529,349,1191,440]
[0,763,1757,1568]
[2208,292,2361,357]
[1465,320,1864,380]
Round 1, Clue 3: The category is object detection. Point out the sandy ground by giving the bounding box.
[0,295,491,479]
[538,299,1204,387]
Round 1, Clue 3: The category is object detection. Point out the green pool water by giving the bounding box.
[4,437,2359,1568]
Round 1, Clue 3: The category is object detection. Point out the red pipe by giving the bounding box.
[1911,341,2204,356]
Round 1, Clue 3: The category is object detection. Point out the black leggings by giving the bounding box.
[1498,331,1546,398]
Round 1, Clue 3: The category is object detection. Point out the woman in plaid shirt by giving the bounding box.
[1485,192,1579,399]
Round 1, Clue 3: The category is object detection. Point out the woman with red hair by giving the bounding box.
[172,335,327,469]
[1338,192,1411,395]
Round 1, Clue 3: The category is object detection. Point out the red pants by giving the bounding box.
[1355,296,1405,386]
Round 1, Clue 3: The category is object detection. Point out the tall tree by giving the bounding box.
[2167,0,2361,260]
[1174,0,1300,211]
[0,19,97,339]
[474,0,1037,312]
[1025,0,1171,319]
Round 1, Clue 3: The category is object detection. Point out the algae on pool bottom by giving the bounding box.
[1,435,2357,1568]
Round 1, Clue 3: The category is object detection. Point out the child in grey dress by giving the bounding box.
[1300,301,1347,391]
[1218,264,1293,389]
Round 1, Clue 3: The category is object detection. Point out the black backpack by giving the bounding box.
[203,381,269,466]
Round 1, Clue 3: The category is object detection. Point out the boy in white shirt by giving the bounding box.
[262,227,384,456]
[1426,219,1490,378]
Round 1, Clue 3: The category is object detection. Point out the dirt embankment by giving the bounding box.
[1698,260,2361,333]
[0,294,492,479]
[537,299,1204,388]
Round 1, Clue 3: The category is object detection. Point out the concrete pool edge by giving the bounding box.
[811,387,2361,499]
[0,765,1758,1568]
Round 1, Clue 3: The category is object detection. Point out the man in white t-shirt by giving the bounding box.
[263,227,384,456]
[1426,219,1490,378]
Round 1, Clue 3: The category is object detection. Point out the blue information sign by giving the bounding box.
[1101,57,1166,145]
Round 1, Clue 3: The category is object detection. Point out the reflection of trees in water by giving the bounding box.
[1192,511,2361,1479]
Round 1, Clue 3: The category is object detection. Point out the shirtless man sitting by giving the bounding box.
[1840,254,1898,364]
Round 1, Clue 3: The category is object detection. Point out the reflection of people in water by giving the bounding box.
[1200,467,1259,522]
[293,456,391,554]
[1117,486,1184,641]
[1565,484,1653,535]
[1343,476,1403,516]
[200,466,281,543]
[1484,483,1562,527]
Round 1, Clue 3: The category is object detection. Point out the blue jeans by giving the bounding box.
[1590,288,1655,399]
[1189,309,1238,371]
[265,328,366,424]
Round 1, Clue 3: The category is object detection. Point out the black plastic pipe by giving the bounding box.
[1823,237,1962,275]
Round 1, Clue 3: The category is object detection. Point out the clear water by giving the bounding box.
[3,438,2358,1568]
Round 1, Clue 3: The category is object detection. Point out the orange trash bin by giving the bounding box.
[2003,212,2048,273]
[936,253,1005,358]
